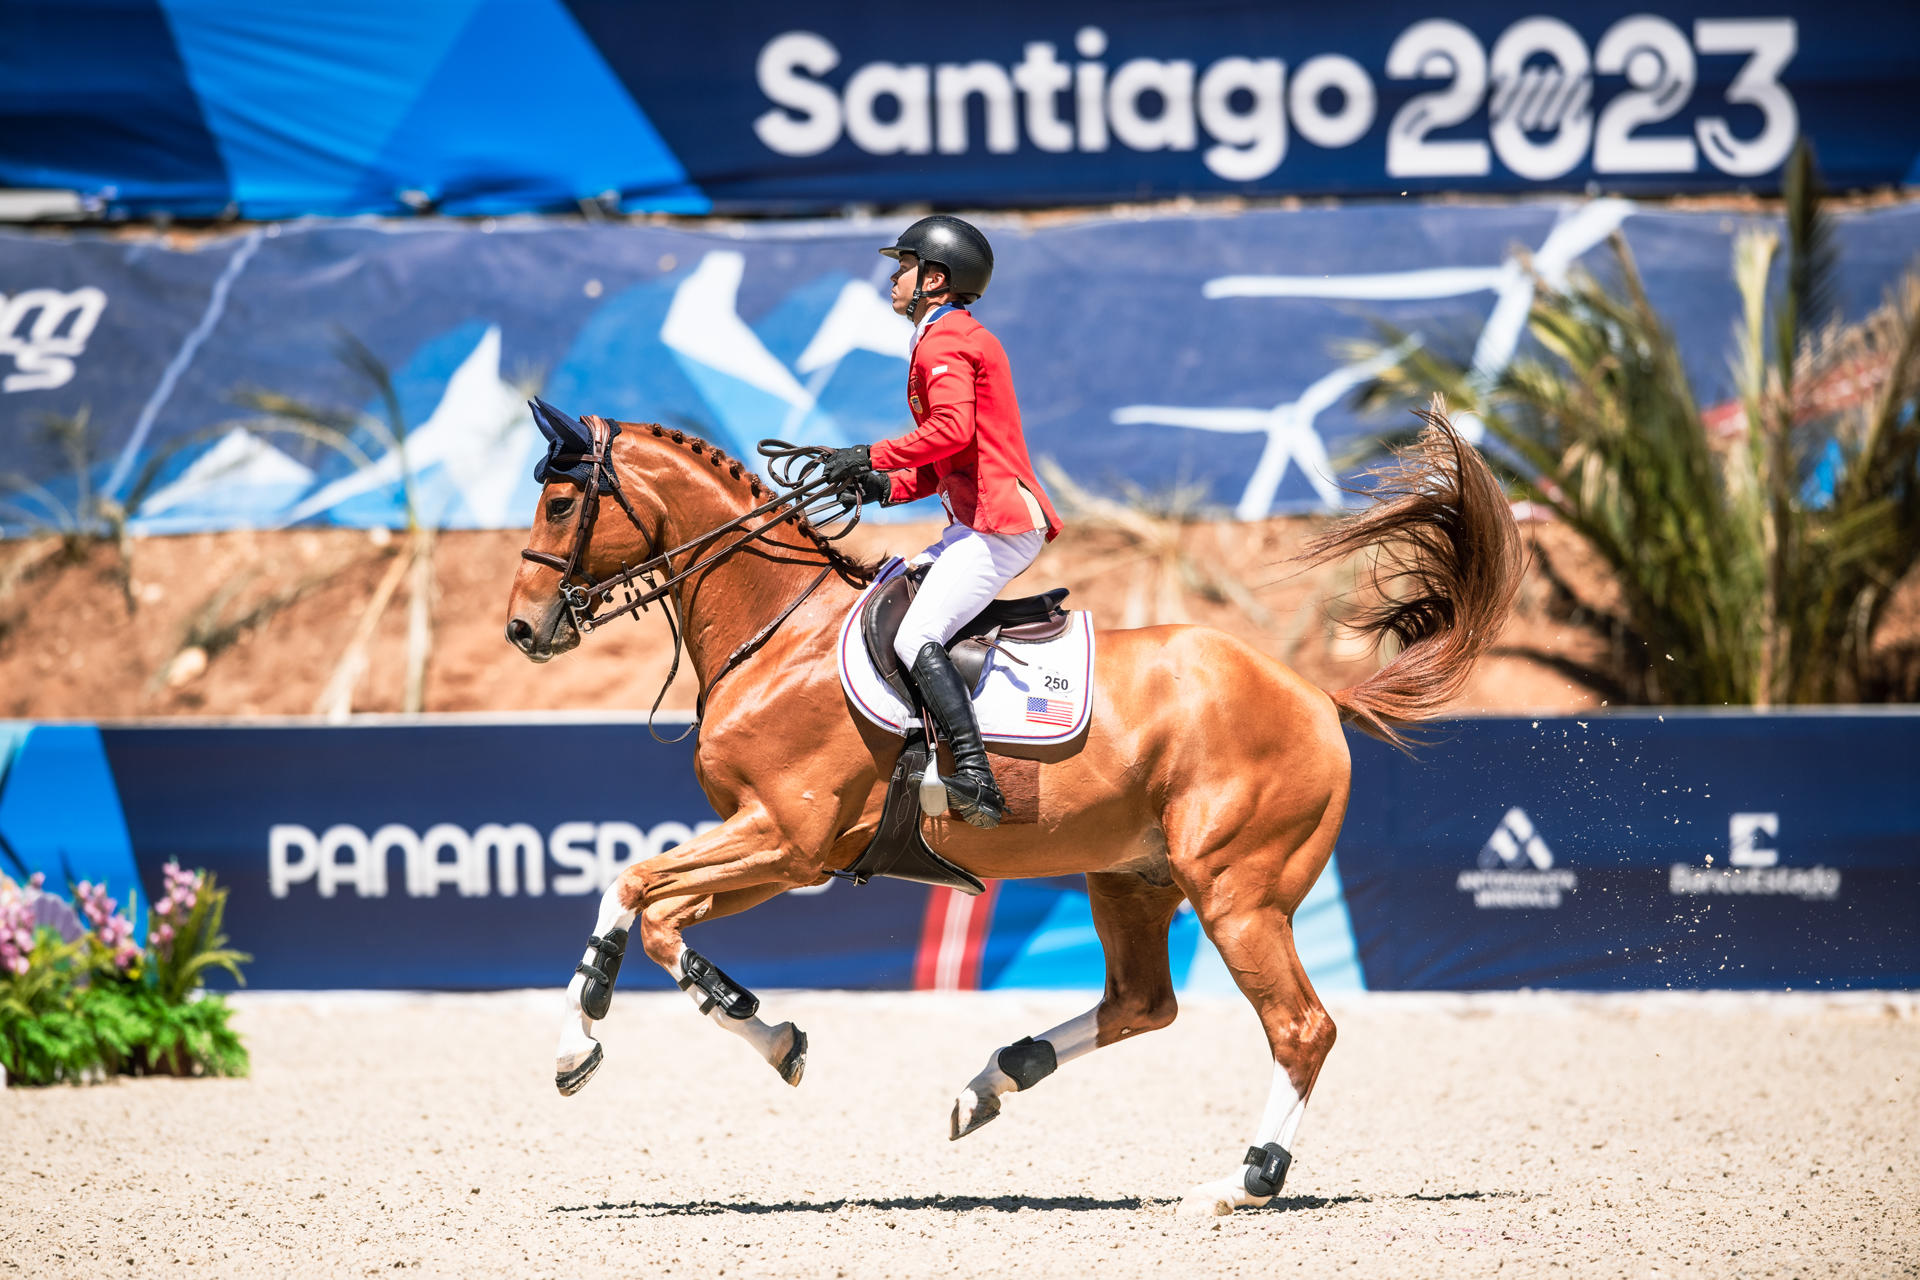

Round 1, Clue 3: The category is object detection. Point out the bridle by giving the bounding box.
[519,415,873,739]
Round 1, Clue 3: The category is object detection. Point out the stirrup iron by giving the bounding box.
[916,715,951,816]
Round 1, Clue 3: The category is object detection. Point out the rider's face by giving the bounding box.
[888,253,948,316]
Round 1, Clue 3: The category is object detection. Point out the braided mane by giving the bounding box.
[625,421,877,585]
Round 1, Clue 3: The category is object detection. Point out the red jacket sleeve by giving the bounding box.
[869,337,977,470]
[887,465,938,504]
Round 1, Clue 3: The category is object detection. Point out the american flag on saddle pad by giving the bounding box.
[1026,696,1076,727]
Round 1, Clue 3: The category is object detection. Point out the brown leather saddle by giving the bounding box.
[860,569,1071,704]
[833,568,1072,898]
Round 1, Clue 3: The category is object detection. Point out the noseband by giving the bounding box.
[519,416,872,734]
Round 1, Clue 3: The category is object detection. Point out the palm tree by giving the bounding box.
[1359,143,1920,705]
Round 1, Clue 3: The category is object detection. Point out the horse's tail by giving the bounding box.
[1302,396,1523,750]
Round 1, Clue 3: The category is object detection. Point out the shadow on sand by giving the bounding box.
[552,1189,1519,1219]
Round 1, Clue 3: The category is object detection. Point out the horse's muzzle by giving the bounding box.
[506,606,578,662]
[505,617,543,660]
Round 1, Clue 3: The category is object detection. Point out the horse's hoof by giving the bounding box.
[949,1089,1001,1140]
[777,1026,807,1088]
[1176,1185,1237,1218]
[554,1042,603,1097]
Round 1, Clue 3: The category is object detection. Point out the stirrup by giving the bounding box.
[944,769,1004,830]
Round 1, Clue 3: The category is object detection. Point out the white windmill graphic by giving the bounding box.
[1113,199,1634,519]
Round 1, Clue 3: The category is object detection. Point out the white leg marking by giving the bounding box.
[1178,1063,1308,1217]
[951,1007,1102,1136]
[668,946,799,1074]
[554,881,635,1076]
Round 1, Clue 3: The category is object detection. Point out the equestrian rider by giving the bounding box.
[819,215,1063,830]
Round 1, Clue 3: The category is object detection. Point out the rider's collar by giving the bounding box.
[911,302,963,351]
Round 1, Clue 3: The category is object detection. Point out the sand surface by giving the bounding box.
[5,990,1917,1279]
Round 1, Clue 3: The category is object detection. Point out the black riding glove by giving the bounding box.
[855,469,893,506]
[819,444,872,483]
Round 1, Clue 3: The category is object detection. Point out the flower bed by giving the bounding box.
[1,864,249,1086]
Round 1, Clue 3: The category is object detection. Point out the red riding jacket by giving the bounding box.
[870,308,1063,541]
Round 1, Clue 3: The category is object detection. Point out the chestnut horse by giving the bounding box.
[503,399,1520,1216]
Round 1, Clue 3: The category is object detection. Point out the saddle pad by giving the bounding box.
[839,559,1094,747]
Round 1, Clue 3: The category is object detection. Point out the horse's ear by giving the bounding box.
[530,397,598,485]
[530,397,592,454]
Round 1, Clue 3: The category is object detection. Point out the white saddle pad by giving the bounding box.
[838,558,1095,747]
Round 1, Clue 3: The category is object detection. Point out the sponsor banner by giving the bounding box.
[2,712,1914,991]
[1335,712,1920,989]
[6,2,1920,217]
[5,201,1919,536]
[92,721,932,991]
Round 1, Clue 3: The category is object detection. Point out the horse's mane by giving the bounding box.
[625,421,878,585]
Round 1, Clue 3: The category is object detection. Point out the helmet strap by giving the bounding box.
[907,261,928,323]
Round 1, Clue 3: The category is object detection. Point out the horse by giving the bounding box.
[503,397,1521,1216]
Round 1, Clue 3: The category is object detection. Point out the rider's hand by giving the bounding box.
[856,470,892,506]
[819,444,871,483]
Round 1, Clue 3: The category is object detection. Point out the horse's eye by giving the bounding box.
[546,495,576,520]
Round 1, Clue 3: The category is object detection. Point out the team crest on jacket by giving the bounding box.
[909,392,923,414]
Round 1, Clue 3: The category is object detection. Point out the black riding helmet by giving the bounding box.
[881,215,993,320]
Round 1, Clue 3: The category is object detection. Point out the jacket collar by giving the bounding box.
[911,303,963,353]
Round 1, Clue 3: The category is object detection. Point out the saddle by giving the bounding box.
[860,568,1071,704]
[836,569,1073,899]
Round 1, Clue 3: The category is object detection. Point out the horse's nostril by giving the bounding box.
[506,618,535,649]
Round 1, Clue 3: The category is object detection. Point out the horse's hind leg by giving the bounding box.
[1170,794,1345,1216]
[949,871,1185,1139]
[1175,913,1333,1216]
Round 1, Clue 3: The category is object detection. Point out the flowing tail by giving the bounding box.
[1301,397,1523,749]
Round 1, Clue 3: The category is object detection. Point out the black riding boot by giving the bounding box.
[910,642,1005,830]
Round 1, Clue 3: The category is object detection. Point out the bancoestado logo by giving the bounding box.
[1668,812,1841,900]
[753,17,1800,183]
[268,820,724,900]
[1456,806,1577,909]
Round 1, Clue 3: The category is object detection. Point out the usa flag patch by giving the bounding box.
[1026,696,1075,727]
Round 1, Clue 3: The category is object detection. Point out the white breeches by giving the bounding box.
[893,523,1045,669]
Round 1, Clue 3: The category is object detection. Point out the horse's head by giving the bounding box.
[504,399,656,662]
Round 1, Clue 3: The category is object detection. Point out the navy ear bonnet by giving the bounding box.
[530,397,620,487]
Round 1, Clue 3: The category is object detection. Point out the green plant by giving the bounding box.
[0,929,97,1086]
[1356,142,1920,704]
[149,862,248,1005]
[2,866,251,1086]
[130,987,249,1078]
[140,862,250,1076]
[233,328,449,715]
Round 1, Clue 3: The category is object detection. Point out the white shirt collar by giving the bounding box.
[910,302,960,352]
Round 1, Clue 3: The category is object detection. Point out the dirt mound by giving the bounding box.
[0,517,1627,720]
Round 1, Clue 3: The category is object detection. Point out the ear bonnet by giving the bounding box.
[530,397,620,486]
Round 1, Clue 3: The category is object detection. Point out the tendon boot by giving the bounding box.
[910,641,1005,830]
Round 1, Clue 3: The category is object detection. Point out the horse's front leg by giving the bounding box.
[553,806,820,1095]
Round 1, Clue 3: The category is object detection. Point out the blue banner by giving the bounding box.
[5,2,1919,217]
[1333,713,1920,989]
[0,713,1913,991]
[5,200,1919,536]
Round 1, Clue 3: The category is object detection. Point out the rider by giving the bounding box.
[819,215,1062,830]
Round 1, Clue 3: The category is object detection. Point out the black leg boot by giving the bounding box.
[910,642,1005,830]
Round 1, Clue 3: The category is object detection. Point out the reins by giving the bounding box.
[520,418,874,740]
